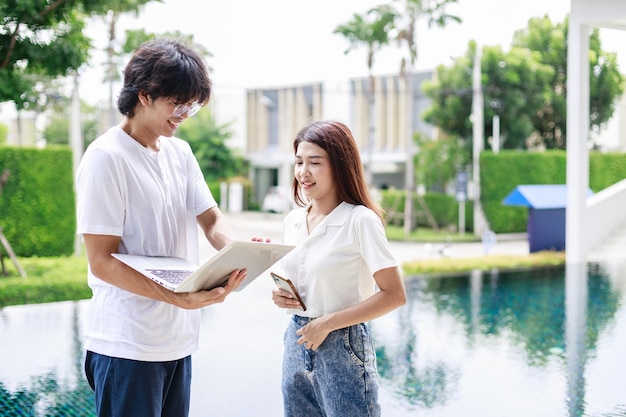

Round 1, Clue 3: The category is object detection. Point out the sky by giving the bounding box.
[77,0,625,105]
[69,0,626,149]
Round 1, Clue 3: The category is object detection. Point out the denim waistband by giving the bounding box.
[292,315,316,325]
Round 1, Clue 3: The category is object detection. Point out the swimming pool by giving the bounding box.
[1,262,625,416]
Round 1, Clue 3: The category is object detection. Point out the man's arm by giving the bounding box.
[196,206,241,250]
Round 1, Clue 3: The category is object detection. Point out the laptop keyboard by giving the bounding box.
[146,269,193,284]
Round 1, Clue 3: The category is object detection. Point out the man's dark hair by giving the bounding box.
[117,38,212,117]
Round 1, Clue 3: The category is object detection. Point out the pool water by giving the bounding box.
[1,262,625,417]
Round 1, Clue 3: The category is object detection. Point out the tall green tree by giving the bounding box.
[97,0,160,125]
[423,15,624,150]
[0,0,162,111]
[423,42,555,150]
[512,15,624,149]
[0,0,97,109]
[394,0,461,67]
[334,5,396,183]
[391,0,461,232]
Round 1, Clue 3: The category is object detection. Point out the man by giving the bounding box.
[76,38,246,417]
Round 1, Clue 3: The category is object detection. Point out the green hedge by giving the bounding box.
[0,146,75,257]
[481,150,626,233]
[3,147,626,257]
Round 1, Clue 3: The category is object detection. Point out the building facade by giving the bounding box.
[245,70,436,205]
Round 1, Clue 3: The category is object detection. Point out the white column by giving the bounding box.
[566,18,590,263]
[70,73,83,256]
[471,47,487,236]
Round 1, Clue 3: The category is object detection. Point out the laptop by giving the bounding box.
[112,240,294,293]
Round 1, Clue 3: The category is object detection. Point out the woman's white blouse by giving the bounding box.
[280,202,398,318]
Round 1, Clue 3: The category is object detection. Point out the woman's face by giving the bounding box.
[294,141,336,202]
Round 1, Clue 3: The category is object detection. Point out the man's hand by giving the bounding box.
[176,268,248,309]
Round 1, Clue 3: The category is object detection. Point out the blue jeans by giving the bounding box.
[84,351,192,417]
[282,315,381,417]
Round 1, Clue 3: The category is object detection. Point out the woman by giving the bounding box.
[272,120,407,417]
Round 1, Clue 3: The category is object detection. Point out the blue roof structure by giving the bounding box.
[502,184,594,209]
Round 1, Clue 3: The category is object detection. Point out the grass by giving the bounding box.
[402,251,566,275]
[0,255,90,308]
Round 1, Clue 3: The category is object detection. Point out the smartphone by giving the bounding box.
[270,272,307,311]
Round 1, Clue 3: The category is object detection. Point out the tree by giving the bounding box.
[0,1,164,111]
[391,0,461,233]
[333,5,396,183]
[97,1,161,124]
[423,42,555,150]
[414,131,467,193]
[394,0,462,66]
[0,1,98,109]
[423,15,624,150]
[176,109,246,182]
[512,15,624,149]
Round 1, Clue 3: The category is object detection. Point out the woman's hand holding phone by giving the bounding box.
[270,272,306,311]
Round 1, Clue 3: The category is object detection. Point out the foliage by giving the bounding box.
[480,150,566,232]
[0,0,163,110]
[424,42,555,150]
[512,16,624,149]
[0,147,75,256]
[480,150,626,233]
[393,0,462,67]
[415,132,468,191]
[422,15,624,150]
[176,109,246,182]
[334,5,396,72]
[589,152,626,191]
[0,1,92,108]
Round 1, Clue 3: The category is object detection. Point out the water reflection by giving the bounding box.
[371,262,626,417]
[1,263,626,417]
[0,301,95,416]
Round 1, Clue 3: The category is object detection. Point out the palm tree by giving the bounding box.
[393,0,461,235]
[334,5,396,184]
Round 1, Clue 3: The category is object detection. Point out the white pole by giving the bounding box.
[472,46,486,235]
[459,201,465,237]
[70,73,83,256]
[565,18,590,263]
[492,115,500,154]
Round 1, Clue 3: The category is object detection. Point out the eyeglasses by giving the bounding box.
[167,99,202,118]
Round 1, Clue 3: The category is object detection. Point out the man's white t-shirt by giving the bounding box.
[280,202,398,318]
[76,126,216,361]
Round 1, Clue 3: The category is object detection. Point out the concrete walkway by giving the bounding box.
[209,210,531,265]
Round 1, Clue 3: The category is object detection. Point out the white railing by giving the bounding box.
[584,178,626,255]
